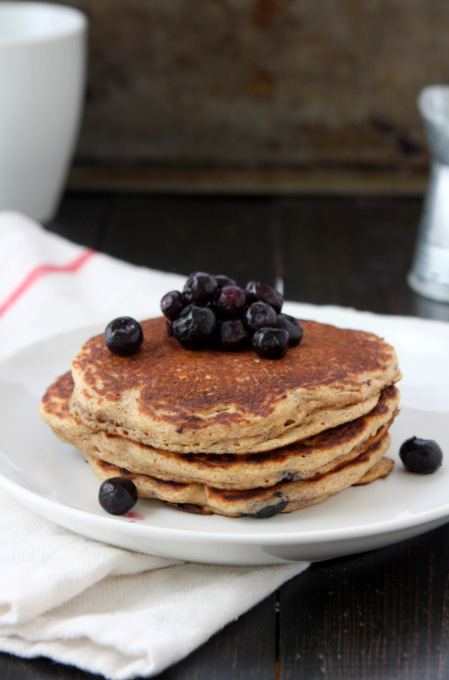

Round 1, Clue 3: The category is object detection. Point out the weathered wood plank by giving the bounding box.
[46,191,111,250]
[102,194,279,286]
[279,525,449,680]
[279,195,423,315]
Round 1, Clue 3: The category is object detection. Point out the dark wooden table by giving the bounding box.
[3,190,449,680]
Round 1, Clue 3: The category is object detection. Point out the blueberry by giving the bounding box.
[252,327,289,359]
[276,313,303,347]
[175,503,203,513]
[399,436,443,474]
[161,290,185,320]
[247,500,289,518]
[215,274,237,288]
[215,285,248,318]
[219,319,250,351]
[243,301,278,334]
[104,317,143,356]
[183,272,218,305]
[173,304,217,350]
[99,477,138,515]
[245,280,284,313]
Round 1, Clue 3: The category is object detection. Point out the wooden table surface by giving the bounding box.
[3,190,449,680]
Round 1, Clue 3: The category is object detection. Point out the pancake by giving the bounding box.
[40,315,401,517]
[82,433,393,517]
[40,372,399,489]
[69,317,401,454]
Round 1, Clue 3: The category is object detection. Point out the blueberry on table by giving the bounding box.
[399,436,443,474]
[99,477,138,515]
[104,317,143,356]
[252,327,289,359]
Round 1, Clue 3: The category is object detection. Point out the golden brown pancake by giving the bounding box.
[83,433,393,517]
[40,372,399,489]
[69,317,401,454]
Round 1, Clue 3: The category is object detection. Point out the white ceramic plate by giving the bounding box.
[0,304,449,566]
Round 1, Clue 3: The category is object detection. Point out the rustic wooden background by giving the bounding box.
[47,0,449,191]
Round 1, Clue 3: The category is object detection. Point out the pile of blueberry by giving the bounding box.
[161,271,303,359]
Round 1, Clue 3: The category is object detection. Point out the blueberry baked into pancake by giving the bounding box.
[40,272,401,518]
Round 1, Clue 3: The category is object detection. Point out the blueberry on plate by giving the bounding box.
[399,436,443,474]
[252,327,289,359]
[104,317,143,356]
[99,477,138,515]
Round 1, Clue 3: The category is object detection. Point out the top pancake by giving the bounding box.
[70,317,401,454]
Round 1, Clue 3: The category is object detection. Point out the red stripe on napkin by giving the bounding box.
[0,249,96,318]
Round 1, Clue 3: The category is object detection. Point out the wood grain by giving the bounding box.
[279,524,449,680]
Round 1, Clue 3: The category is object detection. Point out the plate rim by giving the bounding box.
[1,463,449,547]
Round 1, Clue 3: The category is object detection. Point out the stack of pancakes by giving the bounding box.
[40,317,401,518]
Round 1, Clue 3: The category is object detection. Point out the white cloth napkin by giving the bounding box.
[0,212,308,679]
